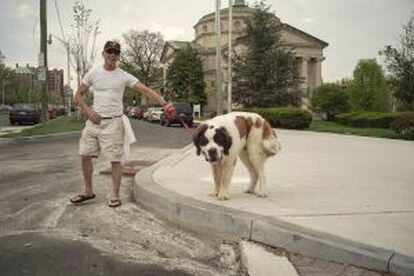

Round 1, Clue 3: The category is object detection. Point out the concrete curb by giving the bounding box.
[0,131,81,146]
[133,145,414,275]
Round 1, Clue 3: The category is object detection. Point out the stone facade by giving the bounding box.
[161,3,328,113]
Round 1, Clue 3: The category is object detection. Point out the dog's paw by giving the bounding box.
[217,193,229,200]
[256,192,268,198]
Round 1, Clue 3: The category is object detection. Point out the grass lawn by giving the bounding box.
[1,115,85,138]
[307,120,399,139]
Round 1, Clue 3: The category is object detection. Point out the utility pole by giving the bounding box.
[227,0,233,113]
[40,0,48,121]
[215,0,223,115]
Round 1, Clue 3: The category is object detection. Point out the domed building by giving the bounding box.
[161,0,328,113]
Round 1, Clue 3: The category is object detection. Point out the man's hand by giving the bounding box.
[163,103,177,119]
[85,108,102,125]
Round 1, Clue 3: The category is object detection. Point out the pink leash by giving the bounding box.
[177,116,195,138]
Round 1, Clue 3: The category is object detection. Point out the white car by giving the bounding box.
[147,107,163,122]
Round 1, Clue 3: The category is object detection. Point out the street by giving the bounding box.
[0,120,246,276]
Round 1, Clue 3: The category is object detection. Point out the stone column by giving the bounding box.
[299,57,311,109]
[300,57,309,89]
[315,58,324,87]
[300,57,309,91]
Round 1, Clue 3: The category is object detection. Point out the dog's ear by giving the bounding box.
[214,127,232,155]
[193,124,209,156]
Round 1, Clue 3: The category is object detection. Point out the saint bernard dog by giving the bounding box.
[193,112,281,200]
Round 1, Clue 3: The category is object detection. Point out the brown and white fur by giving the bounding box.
[193,112,281,200]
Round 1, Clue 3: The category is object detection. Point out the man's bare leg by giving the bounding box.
[111,161,122,200]
[81,155,94,195]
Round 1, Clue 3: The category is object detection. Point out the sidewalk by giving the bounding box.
[134,129,414,275]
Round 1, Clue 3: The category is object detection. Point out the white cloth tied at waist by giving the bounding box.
[121,115,136,162]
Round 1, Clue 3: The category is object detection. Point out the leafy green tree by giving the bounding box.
[121,30,164,88]
[166,45,206,104]
[346,59,389,111]
[380,14,414,110]
[232,1,301,108]
[120,30,165,107]
[0,52,14,105]
[311,83,351,121]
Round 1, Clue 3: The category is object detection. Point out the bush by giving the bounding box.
[391,117,414,140]
[311,83,351,121]
[334,111,414,129]
[245,107,312,129]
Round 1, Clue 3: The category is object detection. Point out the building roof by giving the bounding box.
[14,66,33,75]
[283,23,329,48]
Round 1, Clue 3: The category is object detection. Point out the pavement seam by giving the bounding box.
[387,252,395,271]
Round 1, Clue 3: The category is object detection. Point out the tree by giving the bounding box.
[311,83,350,121]
[120,30,164,107]
[232,1,301,108]
[0,51,13,105]
[165,45,206,105]
[69,1,100,87]
[380,14,414,110]
[121,30,164,87]
[346,59,389,111]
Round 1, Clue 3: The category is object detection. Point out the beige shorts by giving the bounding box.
[79,118,124,162]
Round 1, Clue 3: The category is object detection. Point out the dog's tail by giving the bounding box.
[262,120,281,156]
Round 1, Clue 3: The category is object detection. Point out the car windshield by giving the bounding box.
[173,102,192,113]
[12,104,37,110]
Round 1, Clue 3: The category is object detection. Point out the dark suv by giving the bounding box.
[160,101,194,127]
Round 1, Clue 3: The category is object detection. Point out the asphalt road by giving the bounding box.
[0,120,246,276]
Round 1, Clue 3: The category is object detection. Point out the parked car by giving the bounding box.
[132,106,148,119]
[160,101,193,127]
[56,105,68,116]
[147,107,163,122]
[48,106,57,120]
[9,103,41,125]
[142,108,150,120]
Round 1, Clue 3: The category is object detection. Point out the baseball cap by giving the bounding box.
[103,40,121,52]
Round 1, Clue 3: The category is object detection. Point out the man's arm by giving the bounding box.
[74,84,101,124]
[131,82,167,106]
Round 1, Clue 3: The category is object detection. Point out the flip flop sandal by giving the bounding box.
[70,194,96,204]
[108,199,122,208]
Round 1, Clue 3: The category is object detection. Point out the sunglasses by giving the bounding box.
[105,49,121,55]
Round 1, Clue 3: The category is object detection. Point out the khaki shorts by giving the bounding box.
[79,118,124,162]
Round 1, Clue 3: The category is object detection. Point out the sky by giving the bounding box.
[0,0,413,88]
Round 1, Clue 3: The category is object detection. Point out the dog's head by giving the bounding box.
[193,123,232,163]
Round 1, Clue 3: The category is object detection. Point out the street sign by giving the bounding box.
[37,67,46,82]
[38,52,45,67]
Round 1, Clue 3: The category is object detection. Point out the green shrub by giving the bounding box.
[334,111,414,128]
[245,107,312,129]
[391,117,414,140]
[311,83,351,121]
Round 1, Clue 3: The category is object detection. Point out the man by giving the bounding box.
[70,40,175,208]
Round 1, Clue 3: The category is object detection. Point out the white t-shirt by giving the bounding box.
[82,66,139,117]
